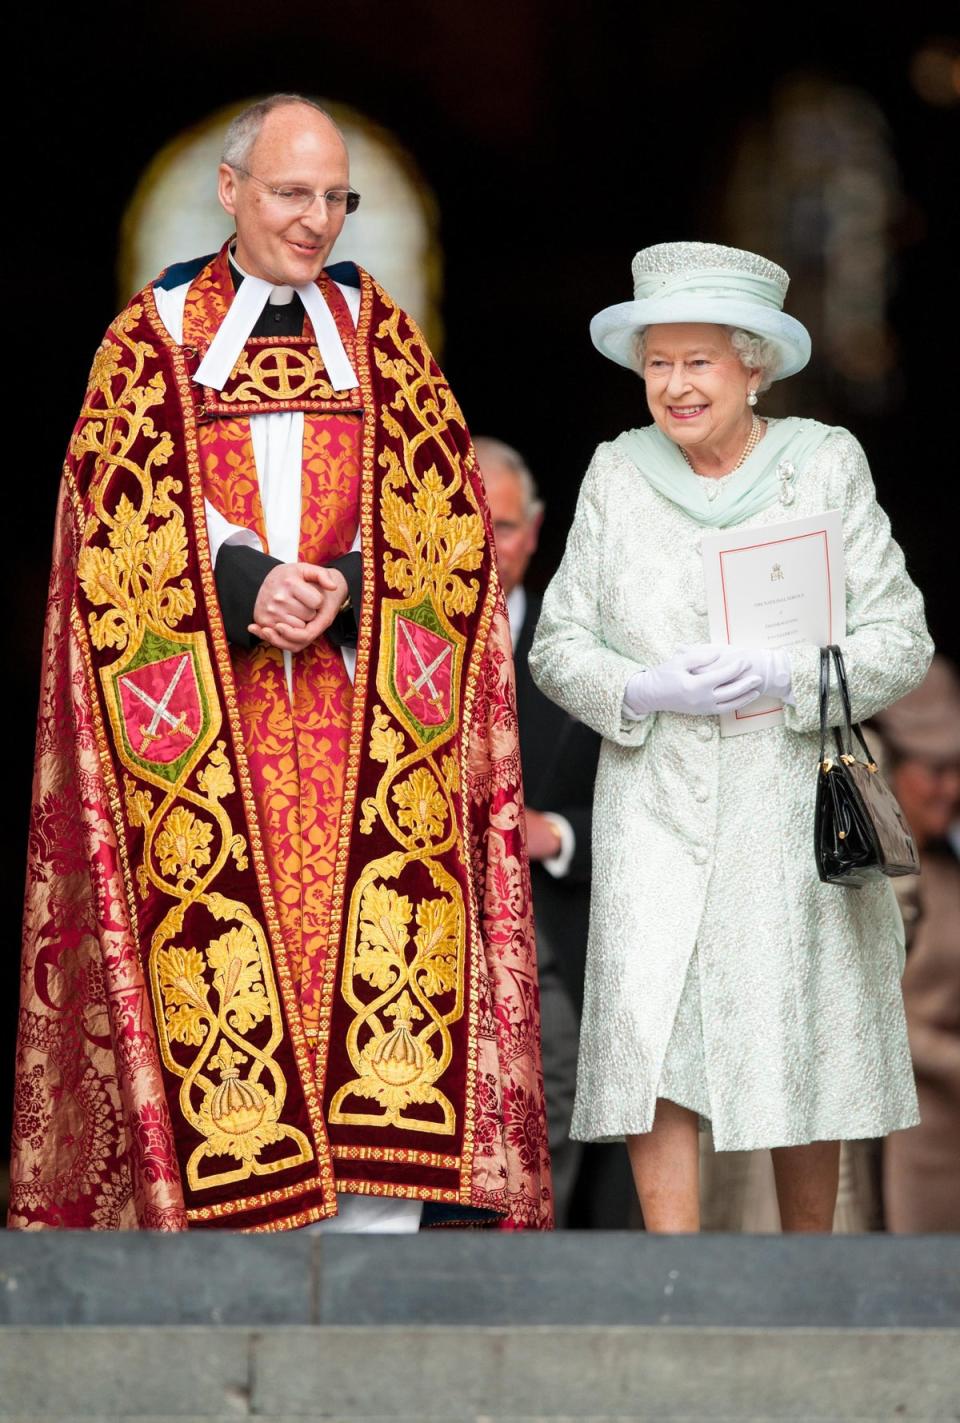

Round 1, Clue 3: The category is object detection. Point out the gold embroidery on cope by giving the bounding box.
[75,307,311,1192]
[328,305,486,1136]
[221,343,338,403]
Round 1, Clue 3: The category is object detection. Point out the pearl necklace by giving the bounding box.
[680,414,763,476]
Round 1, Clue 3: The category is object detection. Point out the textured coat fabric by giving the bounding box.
[529,422,933,1150]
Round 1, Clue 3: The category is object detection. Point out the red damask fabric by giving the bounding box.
[199,410,360,1037]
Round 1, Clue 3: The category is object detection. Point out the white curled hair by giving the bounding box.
[632,326,782,392]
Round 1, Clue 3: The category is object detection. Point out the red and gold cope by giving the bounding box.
[11,245,552,1231]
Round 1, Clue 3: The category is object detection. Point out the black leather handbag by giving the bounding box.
[814,645,919,886]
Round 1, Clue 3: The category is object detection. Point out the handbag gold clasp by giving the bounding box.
[840,754,856,765]
[821,758,833,773]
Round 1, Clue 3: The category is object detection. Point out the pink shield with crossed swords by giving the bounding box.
[394,616,454,727]
[119,653,201,764]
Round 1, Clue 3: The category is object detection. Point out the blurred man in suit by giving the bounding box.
[477,437,630,1225]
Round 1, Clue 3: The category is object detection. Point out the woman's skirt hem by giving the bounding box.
[571,1106,921,1153]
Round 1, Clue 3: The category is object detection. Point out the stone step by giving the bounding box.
[1,1325,957,1420]
[2,1233,958,1328]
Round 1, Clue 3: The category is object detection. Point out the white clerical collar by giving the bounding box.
[194,246,357,393]
[229,249,294,305]
[505,585,526,650]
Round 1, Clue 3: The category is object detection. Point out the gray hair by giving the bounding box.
[473,437,544,521]
[632,326,782,392]
[222,94,342,168]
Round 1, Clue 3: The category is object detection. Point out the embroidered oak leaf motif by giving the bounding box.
[412,896,459,998]
[355,883,411,990]
[78,546,133,649]
[230,835,249,872]
[113,305,144,338]
[413,466,452,526]
[369,705,405,763]
[157,945,210,1046]
[435,561,481,617]
[379,851,407,879]
[108,494,149,570]
[124,776,154,828]
[155,807,214,882]
[381,467,484,615]
[205,926,270,1034]
[381,489,421,594]
[154,902,188,943]
[426,860,450,891]
[87,341,122,395]
[355,946,404,991]
[144,517,190,601]
[440,753,460,794]
[204,891,244,922]
[144,429,175,471]
[79,506,195,645]
[197,742,236,802]
[144,515,194,631]
[150,476,183,519]
[156,579,196,630]
[71,419,105,461]
[392,767,446,844]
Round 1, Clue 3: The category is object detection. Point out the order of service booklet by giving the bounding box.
[701,509,846,737]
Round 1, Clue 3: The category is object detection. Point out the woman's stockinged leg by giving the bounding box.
[626,1098,700,1232]
[771,1139,840,1232]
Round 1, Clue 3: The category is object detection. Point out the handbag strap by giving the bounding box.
[818,645,831,765]
[827,644,876,765]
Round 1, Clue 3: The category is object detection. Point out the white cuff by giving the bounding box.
[540,812,575,879]
[774,648,796,707]
[204,498,264,565]
[622,671,648,721]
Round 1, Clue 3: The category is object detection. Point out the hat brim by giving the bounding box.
[590,296,811,381]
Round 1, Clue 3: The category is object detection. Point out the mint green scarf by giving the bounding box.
[614,416,835,528]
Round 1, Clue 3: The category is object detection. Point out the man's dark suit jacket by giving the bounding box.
[516,591,601,1015]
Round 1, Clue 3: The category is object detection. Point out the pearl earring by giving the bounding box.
[747,390,758,407]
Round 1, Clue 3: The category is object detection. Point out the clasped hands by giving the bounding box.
[625,644,792,718]
[249,562,348,652]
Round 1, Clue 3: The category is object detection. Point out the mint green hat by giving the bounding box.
[590,241,811,380]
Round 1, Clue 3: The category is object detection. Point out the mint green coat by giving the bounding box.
[529,425,932,1149]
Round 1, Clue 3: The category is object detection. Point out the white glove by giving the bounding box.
[723,645,794,704]
[625,645,764,717]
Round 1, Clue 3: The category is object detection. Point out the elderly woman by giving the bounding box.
[529,242,933,1232]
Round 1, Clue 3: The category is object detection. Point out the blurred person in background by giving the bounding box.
[10,94,551,1233]
[530,241,933,1233]
[873,656,960,1233]
[477,438,631,1227]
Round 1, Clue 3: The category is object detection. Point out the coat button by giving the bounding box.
[696,723,713,741]
[692,847,708,865]
[694,602,708,617]
[695,786,709,803]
